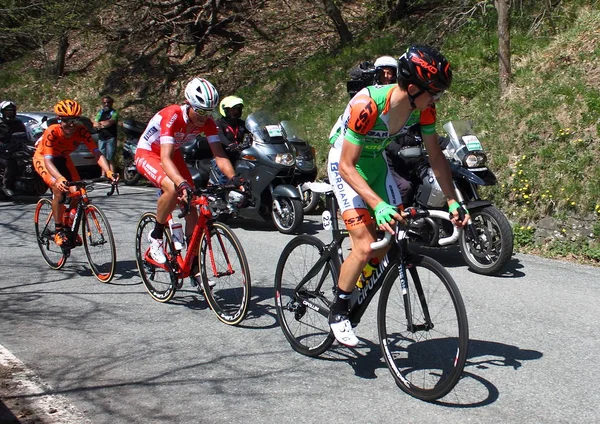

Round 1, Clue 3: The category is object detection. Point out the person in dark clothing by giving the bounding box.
[0,100,26,197]
[212,96,247,184]
[216,95,246,151]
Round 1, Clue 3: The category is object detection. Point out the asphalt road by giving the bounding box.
[0,184,599,423]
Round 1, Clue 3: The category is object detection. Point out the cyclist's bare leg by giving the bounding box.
[337,223,377,293]
[156,176,178,224]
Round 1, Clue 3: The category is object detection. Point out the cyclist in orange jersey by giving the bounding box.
[33,99,118,246]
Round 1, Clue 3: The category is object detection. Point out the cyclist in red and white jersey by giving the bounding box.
[135,77,241,264]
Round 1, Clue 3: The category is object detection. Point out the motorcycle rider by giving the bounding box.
[212,96,247,184]
[135,77,241,265]
[326,45,470,347]
[0,100,26,197]
[33,99,117,246]
[373,55,398,85]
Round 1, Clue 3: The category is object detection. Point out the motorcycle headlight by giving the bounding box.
[273,153,295,166]
[296,157,315,171]
[464,152,487,168]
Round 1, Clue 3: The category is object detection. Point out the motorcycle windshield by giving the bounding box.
[442,120,485,162]
[245,111,286,144]
[280,120,307,143]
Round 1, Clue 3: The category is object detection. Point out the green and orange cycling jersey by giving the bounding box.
[330,84,437,159]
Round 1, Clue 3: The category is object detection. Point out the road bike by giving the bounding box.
[135,184,251,326]
[34,178,118,283]
[274,188,469,401]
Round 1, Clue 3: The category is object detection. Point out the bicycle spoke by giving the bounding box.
[274,235,336,357]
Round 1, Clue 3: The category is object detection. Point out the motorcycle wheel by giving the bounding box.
[272,196,303,234]
[459,205,513,275]
[302,188,321,214]
[122,158,142,186]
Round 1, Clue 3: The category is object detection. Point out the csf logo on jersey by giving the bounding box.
[174,132,186,140]
[166,113,178,129]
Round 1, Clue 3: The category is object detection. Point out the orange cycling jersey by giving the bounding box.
[36,123,99,157]
[34,124,99,186]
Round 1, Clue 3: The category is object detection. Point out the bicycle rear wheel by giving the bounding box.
[135,212,179,302]
[198,222,251,325]
[377,255,469,401]
[82,204,116,282]
[34,198,68,270]
[274,235,337,357]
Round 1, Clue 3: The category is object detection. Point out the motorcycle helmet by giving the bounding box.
[415,167,447,208]
[0,100,17,119]
[54,99,82,117]
[185,78,219,112]
[219,96,244,117]
[397,45,452,93]
[374,55,398,84]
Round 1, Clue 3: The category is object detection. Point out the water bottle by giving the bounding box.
[69,208,77,225]
[64,207,76,226]
[169,219,185,251]
[356,258,379,289]
[322,210,332,230]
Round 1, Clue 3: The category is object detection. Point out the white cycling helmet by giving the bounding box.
[185,78,219,111]
[374,55,398,71]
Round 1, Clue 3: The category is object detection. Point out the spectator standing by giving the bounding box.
[0,100,26,197]
[93,96,119,177]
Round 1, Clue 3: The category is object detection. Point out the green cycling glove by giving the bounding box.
[374,201,397,226]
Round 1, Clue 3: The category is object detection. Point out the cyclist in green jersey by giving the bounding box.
[326,45,470,347]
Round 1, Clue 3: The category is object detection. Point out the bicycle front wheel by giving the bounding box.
[82,204,116,282]
[377,255,469,401]
[198,222,251,325]
[135,212,178,302]
[274,235,337,357]
[34,198,68,270]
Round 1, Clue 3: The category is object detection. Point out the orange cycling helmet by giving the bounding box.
[54,99,82,117]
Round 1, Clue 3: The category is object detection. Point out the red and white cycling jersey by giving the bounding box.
[136,104,220,153]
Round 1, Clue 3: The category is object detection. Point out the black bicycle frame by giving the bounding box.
[296,191,434,332]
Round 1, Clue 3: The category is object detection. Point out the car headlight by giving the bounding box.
[464,152,487,168]
[272,153,295,166]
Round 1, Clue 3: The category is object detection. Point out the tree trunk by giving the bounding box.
[387,0,407,24]
[322,0,353,46]
[495,0,511,95]
[54,32,69,77]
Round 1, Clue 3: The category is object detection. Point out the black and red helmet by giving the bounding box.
[397,45,452,93]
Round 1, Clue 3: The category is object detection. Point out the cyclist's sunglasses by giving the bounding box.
[60,117,82,126]
[414,87,445,101]
[193,107,213,116]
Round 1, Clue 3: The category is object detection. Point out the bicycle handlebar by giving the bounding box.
[177,183,251,219]
[370,207,432,250]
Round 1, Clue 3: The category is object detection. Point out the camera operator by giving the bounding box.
[0,101,26,198]
[346,55,399,99]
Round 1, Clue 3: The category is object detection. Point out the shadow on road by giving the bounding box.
[410,244,526,278]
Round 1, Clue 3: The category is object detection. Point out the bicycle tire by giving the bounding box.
[135,212,179,302]
[198,221,251,325]
[82,204,117,282]
[377,254,469,401]
[34,198,68,270]
[274,235,337,357]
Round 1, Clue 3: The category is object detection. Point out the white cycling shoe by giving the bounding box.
[329,314,359,347]
[192,273,217,290]
[147,234,167,264]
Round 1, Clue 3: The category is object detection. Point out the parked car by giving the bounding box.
[16,112,101,178]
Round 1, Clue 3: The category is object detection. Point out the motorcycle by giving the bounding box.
[280,120,321,214]
[121,119,147,185]
[393,120,513,275]
[205,110,304,234]
[0,131,47,198]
